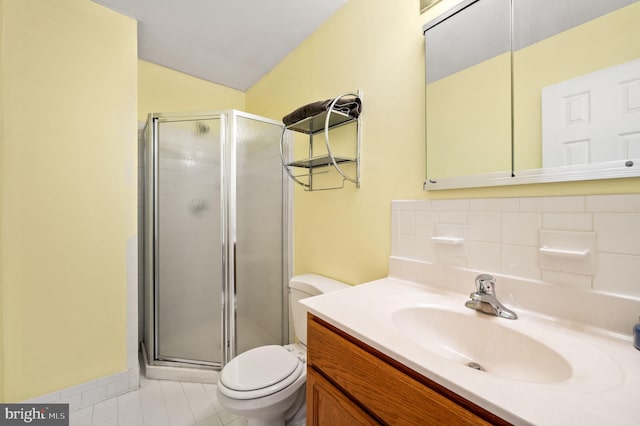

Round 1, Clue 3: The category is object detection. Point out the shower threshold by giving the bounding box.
[140,342,220,384]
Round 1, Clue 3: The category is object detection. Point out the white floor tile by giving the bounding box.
[66,372,248,426]
[119,408,145,426]
[118,391,142,415]
[197,414,224,426]
[224,417,248,426]
[69,406,93,422]
[69,415,93,426]
[202,384,224,412]
[216,409,241,425]
[160,380,196,426]
[181,382,217,423]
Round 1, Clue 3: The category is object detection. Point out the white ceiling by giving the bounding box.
[91,0,348,91]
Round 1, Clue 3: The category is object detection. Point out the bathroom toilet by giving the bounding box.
[216,274,349,426]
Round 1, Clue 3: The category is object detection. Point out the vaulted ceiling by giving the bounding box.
[91,0,348,91]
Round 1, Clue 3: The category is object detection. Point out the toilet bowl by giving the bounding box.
[216,274,349,426]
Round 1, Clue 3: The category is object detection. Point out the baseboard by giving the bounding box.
[21,365,140,411]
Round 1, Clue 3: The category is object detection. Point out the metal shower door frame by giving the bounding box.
[224,110,291,362]
[146,111,227,369]
[144,110,291,369]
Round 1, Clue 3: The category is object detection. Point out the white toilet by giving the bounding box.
[216,274,349,426]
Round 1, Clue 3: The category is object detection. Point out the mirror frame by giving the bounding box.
[422,0,640,190]
[424,161,640,190]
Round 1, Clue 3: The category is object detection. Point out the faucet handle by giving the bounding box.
[475,274,495,294]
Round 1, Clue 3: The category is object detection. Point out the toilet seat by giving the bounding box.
[219,345,304,400]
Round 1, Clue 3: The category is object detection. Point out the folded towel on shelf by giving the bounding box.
[282,95,362,125]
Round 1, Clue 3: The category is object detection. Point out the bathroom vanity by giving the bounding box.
[301,259,640,425]
[306,315,507,425]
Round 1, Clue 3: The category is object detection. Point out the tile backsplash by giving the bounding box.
[392,194,640,297]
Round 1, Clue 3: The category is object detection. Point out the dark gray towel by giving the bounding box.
[283,96,362,126]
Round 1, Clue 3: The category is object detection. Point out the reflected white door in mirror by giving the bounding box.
[423,0,640,190]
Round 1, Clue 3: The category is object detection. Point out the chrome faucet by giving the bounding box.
[465,274,518,320]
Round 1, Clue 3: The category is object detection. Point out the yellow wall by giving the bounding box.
[514,2,640,170]
[0,0,137,401]
[426,52,511,178]
[247,0,427,284]
[138,60,245,121]
[247,0,640,286]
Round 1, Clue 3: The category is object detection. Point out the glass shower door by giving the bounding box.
[155,116,224,366]
[232,113,287,356]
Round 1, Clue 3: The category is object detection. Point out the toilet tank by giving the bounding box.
[289,274,349,346]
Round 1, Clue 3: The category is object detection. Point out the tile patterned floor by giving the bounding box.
[69,375,248,426]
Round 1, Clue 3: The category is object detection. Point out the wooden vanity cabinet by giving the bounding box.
[306,314,510,426]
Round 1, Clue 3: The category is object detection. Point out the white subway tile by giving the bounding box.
[397,211,415,235]
[67,394,83,411]
[467,241,501,273]
[434,223,467,240]
[61,381,97,399]
[595,253,640,296]
[414,235,437,262]
[541,270,592,290]
[388,193,640,302]
[82,385,107,406]
[415,211,438,236]
[106,377,130,399]
[128,367,140,378]
[539,230,597,275]
[595,213,640,255]
[587,194,640,212]
[129,375,140,391]
[543,213,592,231]
[395,234,414,258]
[519,196,585,212]
[97,371,128,387]
[431,199,469,212]
[502,213,541,246]
[437,254,467,267]
[468,212,501,243]
[501,245,540,280]
[438,211,467,225]
[469,197,519,212]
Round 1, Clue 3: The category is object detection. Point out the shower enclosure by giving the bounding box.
[142,110,290,375]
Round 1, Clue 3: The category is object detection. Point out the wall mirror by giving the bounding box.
[424,0,640,190]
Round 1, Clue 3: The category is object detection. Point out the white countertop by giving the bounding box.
[301,276,640,425]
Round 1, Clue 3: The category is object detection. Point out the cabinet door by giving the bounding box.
[308,316,502,426]
[307,367,379,426]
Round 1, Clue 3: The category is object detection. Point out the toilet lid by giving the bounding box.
[220,345,302,394]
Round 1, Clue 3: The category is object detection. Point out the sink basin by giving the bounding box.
[391,306,573,383]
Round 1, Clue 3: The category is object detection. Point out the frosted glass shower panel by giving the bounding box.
[234,116,286,355]
[157,118,223,365]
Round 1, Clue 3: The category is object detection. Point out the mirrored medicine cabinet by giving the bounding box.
[424,0,640,190]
